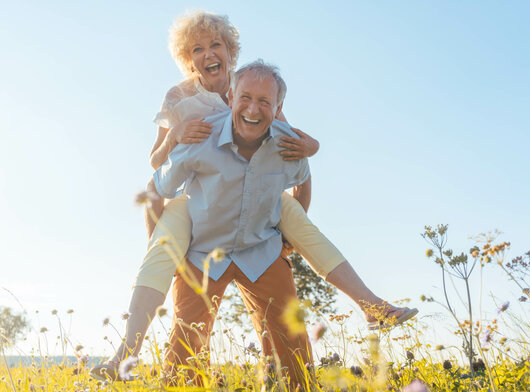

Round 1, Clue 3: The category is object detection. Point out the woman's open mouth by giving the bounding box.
[205,63,221,74]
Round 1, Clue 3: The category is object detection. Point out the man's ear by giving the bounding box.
[275,102,283,119]
[228,88,234,109]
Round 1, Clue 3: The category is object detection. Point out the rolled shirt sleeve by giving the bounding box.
[153,144,195,199]
[286,158,311,189]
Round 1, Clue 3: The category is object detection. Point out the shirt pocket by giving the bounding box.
[258,173,285,221]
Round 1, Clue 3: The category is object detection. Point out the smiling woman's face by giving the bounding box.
[190,32,230,92]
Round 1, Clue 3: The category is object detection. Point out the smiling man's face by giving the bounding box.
[229,70,283,148]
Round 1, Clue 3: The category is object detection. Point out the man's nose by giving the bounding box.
[247,101,259,114]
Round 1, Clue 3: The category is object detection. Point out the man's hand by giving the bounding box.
[168,118,212,145]
[278,128,319,160]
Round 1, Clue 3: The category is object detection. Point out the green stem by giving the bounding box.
[440,266,470,348]
[464,277,475,384]
[55,315,66,364]
[475,339,498,392]
[0,346,18,392]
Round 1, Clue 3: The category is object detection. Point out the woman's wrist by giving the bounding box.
[307,137,320,157]
[165,131,179,151]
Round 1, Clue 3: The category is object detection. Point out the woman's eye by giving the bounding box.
[212,42,221,47]
[192,47,202,53]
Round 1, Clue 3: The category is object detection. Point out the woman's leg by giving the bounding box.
[279,192,416,323]
[90,195,191,380]
[278,193,345,277]
[110,286,165,363]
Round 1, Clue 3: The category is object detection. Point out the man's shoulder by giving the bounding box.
[265,120,309,179]
[182,111,230,155]
[169,112,229,158]
[271,119,298,139]
[204,111,231,129]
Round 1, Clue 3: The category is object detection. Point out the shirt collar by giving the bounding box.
[217,113,234,147]
[268,120,280,138]
[218,112,276,148]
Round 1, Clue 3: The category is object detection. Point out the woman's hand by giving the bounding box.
[278,128,320,160]
[168,118,213,145]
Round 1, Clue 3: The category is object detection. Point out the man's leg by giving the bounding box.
[235,256,312,387]
[164,260,231,385]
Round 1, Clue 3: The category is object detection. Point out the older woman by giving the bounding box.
[90,11,417,382]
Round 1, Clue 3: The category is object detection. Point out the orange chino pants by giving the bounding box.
[163,254,312,386]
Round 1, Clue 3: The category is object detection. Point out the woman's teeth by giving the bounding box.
[205,63,220,73]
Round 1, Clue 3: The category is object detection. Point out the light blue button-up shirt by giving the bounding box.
[153,111,310,282]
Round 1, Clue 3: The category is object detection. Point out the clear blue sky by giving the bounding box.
[1,1,529,357]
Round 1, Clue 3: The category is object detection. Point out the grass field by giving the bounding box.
[2,322,529,392]
[2,226,528,391]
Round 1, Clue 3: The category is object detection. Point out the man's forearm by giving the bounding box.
[292,175,311,212]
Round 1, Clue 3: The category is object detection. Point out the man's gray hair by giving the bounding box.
[231,59,287,104]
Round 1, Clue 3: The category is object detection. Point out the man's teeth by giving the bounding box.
[243,117,259,124]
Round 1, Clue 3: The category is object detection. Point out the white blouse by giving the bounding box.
[153,77,230,130]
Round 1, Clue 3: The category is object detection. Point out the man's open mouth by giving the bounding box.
[205,63,221,73]
[242,116,260,125]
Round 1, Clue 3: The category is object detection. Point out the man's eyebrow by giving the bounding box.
[238,91,272,102]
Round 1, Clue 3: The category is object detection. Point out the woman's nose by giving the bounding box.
[205,48,215,58]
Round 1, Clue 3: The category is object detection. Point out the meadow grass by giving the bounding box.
[2,226,528,391]
[2,308,529,391]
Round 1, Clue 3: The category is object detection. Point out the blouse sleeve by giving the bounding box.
[153,86,182,129]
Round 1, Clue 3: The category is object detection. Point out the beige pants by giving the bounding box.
[163,256,312,386]
[134,192,345,295]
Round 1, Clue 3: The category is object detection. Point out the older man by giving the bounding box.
[151,60,312,385]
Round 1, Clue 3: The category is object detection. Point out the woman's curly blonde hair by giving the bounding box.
[168,11,240,77]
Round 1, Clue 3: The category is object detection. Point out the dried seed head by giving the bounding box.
[156,306,168,318]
